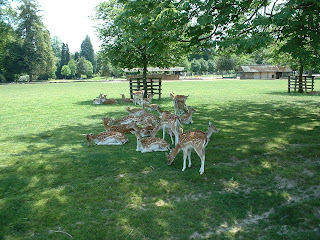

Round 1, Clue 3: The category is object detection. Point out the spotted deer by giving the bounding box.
[127,121,154,137]
[133,90,145,106]
[181,106,197,124]
[131,129,169,153]
[108,115,142,125]
[102,97,118,104]
[145,104,171,118]
[151,113,182,145]
[82,131,128,146]
[102,117,134,134]
[142,94,153,105]
[170,92,189,115]
[120,94,133,103]
[125,106,147,116]
[166,121,219,175]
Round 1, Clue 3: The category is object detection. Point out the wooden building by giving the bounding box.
[239,65,292,79]
[123,67,185,80]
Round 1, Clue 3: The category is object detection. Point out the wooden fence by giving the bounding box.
[129,77,162,100]
[288,76,314,93]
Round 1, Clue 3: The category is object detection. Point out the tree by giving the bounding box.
[16,0,55,81]
[95,0,188,96]
[68,59,77,79]
[215,57,235,74]
[51,36,63,59]
[208,60,215,73]
[80,35,95,71]
[190,59,201,74]
[60,43,70,67]
[0,0,18,80]
[61,65,71,79]
[199,58,209,74]
[76,57,93,78]
[271,0,320,92]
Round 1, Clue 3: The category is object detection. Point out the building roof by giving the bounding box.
[240,65,292,73]
[123,67,185,73]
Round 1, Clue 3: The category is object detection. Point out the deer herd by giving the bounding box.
[83,90,219,175]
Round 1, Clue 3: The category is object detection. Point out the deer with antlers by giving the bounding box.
[166,121,219,175]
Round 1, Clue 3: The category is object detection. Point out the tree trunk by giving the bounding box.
[29,73,33,82]
[142,54,148,98]
[298,59,304,93]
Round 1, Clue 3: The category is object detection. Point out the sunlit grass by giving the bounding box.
[0,80,319,239]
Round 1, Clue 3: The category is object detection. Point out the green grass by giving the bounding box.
[0,80,319,240]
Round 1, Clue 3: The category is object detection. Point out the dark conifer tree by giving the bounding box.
[80,35,95,72]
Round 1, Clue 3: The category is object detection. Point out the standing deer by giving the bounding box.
[151,113,182,145]
[166,121,219,175]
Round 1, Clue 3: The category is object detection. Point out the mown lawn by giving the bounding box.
[0,80,319,240]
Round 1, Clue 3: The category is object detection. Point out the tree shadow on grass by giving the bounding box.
[1,100,320,239]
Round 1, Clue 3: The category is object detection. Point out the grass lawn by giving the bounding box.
[0,80,319,239]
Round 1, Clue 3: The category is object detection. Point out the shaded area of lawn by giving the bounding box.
[1,96,319,239]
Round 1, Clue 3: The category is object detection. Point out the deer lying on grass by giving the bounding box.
[181,106,197,124]
[127,121,154,137]
[109,115,142,125]
[120,94,133,103]
[102,117,134,134]
[142,94,153,105]
[166,121,219,175]
[102,96,118,104]
[306,91,320,95]
[125,106,147,116]
[83,131,128,146]
[131,129,169,153]
[93,94,107,104]
[145,104,171,118]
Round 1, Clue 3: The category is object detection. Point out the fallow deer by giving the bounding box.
[170,92,189,115]
[181,106,197,124]
[102,117,134,134]
[127,121,154,137]
[133,90,145,106]
[120,94,133,103]
[151,113,182,145]
[125,106,147,116]
[131,130,169,153]
[166,121,219,175]
[83,131,128,146]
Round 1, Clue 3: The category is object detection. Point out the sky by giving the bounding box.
[37,0,103,53]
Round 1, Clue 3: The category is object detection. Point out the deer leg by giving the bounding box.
[195,147,206,175]
[162,126,166,140]
[174,131,179,146]
[187,149,192,168]
[168,130,174,145]
[151,123,161,137]
[182,149,188,172]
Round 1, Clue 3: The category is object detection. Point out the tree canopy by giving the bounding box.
[95,0,188,95]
